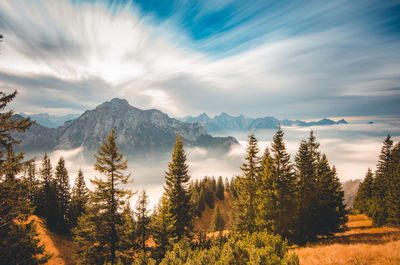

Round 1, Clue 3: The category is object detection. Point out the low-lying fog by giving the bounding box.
[25,117,400,209]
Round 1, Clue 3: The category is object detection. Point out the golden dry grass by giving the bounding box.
[295,214,400,265]
[31,215,76,265]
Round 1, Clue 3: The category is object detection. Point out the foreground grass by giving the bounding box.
[295,214,400,265]
[33,213,400,264]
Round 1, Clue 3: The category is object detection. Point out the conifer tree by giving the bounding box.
[38,153,58,229]
[216,176,224,200]
[163,135,193,242]
[151,196,173,261]
[204,178,215,209]
[120,202,136,264]
[387,142,400,225]
[232,134,260,234]
[294,131,320,242]
[70,169,89,228]
[353,169,374,214]
[209,205,225,232]
[22,160,38,206]
[314,157,347,237]
[270,127,297,239]
[0,90,50,265]
[135,189,150,252]
[54,156,71,232]
[372,135,393,225]
[73,129,133,265]
[255,147,276,232]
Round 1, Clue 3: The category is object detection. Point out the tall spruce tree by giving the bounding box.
[163,135,193,242]
[54,156,71,232]
[151,196,173,261]
[232,134,260,234]
[22,160,38,206]
[314,156,347,238]
[270,127,297,240]
[387,142,400,225]
[353,169,375,214]
[255,147,276,232]
[38,153,58,229]
[135,189,150,252]
[73,129,133,265]
[216,176,224,200]
[0,90,50,265]
[70,169,89,228]
[372,135,393,225]
[294,131,320,242]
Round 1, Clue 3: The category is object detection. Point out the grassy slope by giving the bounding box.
[31,215,76,265]
[32,197,400,265]
[194,191,233,233]
[295,214,400,265]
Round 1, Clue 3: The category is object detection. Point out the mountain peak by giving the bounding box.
[109,98,130,107]
[96,98,131,110]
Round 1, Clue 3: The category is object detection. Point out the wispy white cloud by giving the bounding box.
[0,0,399,119]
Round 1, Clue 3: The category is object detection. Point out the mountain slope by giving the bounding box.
[19,113,79,128]
[16,98,238,156]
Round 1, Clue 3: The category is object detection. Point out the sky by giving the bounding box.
[1,0,400,119]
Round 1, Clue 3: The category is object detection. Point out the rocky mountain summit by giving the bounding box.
[15,98,238,156]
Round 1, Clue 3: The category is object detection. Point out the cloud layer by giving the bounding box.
[0,0,399,118]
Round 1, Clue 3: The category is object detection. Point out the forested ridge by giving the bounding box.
[1,91,398,265]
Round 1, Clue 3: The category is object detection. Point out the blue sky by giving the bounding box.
[0,0,400,119]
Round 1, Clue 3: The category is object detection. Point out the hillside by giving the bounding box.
[295,214,400,265]
[31,216,75,265]
[32,209,400,265]
[194,192,233,232]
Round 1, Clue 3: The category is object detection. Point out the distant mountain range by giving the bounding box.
[181,113,347,133]
[19,113,79,128]
[14,98,238,156]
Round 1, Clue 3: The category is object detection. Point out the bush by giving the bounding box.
[160,232,299,265]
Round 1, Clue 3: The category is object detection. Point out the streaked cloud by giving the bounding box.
[0,0,399,119]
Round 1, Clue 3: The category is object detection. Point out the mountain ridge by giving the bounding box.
[15,98,238,156]
[181,113,348,132]
[19,112,80,128]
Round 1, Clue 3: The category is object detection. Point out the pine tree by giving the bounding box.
[54,156,71,232]
[353,169,374,214]
[294,131,320,242]
[204,178,215,209]
[38,153,58,229]
[232,134,260,234]
[209,205,225,232]
[386,142,400,225]
[163,135,193,242]
[314,157,347,237]
[0,90,51,265]
[135,190,151,252]
[70,169,89,228]
[120,202,136,264]
[270,127,297,239]
[216,176,224,200]
[73,129,133,265]
[372,135,393,225]
[255,147,276,232]
[151,196,173,261]
[22,160,38,206]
